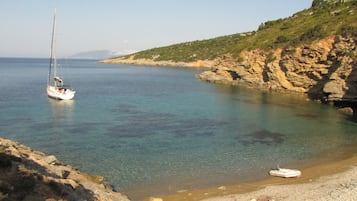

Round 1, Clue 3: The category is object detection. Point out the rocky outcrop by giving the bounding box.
[197,35,357,104]
[0,137,130,201]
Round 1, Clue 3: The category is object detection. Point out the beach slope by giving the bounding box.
[202,164,357,201]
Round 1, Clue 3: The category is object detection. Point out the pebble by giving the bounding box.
[218,186,227,190]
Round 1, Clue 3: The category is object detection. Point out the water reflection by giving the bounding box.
[48,99,75,124]
[213,84,309,109]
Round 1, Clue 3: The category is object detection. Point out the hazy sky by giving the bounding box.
[0,0,312,58]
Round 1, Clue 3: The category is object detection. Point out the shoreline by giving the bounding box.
[1,137,356,201]
[100,56,214,69]
[149,146,357,201]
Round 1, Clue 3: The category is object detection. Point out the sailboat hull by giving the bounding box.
[47,86,75,100]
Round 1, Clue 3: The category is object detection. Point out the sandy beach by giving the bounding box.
[202,164,357,201]
[152,149,357,201]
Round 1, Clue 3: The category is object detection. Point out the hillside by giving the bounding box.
[103,0,357,112]
[104,0,356,64]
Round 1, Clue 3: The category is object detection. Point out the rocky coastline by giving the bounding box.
[196,34,357,116]
[102,34,357,116]
[0,137,130,201]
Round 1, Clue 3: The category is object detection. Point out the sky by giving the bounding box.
[0,0,312,58]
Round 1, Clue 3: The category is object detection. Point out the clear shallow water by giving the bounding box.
[1,58,357,200]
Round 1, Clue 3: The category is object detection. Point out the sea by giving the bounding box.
[1,57,357,200]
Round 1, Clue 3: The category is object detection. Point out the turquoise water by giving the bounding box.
[1,58,357,200]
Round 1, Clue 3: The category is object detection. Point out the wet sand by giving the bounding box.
[148,147,357,201]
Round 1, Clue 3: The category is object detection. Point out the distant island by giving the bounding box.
[102,0,357,116]
[70,50,126,60]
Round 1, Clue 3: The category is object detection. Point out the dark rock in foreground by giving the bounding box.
[0,137,130,201]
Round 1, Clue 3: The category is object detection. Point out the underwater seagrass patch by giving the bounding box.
[238,129,286,146]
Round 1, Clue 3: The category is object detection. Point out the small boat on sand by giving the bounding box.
[269,166,301,178]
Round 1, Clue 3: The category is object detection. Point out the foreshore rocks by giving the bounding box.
[0,137,130,201]
[196,35,357,115]
[198,35,357,100]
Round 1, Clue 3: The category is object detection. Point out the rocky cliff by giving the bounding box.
[197,34,357,106]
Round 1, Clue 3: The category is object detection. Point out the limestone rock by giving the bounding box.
[197,35,357,103]
[43,155,57,165]
[323,80,347,100]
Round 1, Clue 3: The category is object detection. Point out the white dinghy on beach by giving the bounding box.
[269,166,302,178]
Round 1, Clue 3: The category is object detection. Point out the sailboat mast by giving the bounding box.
[48,8,57,86]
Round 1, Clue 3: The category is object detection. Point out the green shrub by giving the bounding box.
[339,26,357,37]
[266,52,277,63]
[299,25,326,42]
[275,36,289,44]
[345,51,355,57]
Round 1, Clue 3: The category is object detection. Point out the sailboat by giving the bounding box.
[47,9,75,100]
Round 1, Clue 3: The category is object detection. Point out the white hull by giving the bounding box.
[47,85,75,100]
[269,168,301,178]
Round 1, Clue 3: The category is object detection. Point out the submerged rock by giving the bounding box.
[238,129,286,146]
